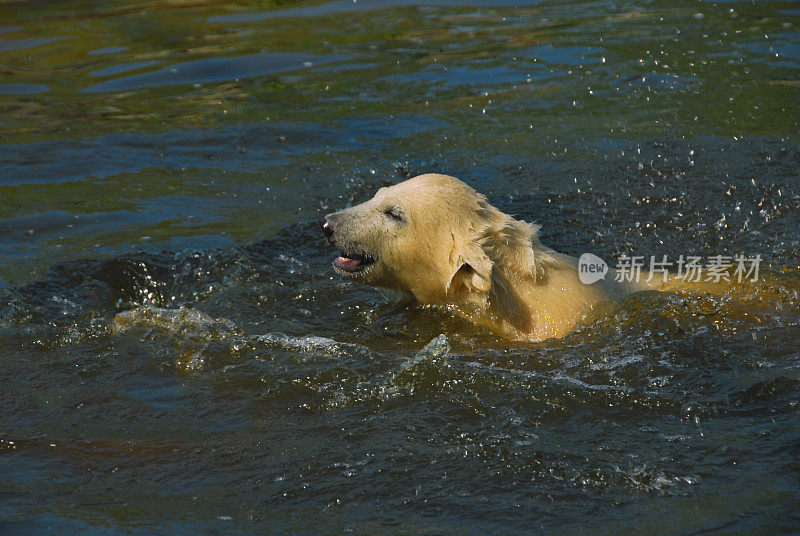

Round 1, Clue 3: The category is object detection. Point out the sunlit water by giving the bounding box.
[1,0,799,534]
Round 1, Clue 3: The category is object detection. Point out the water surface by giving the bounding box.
[1,0,799,534]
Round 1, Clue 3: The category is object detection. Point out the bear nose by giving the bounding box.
[322,216,334,241]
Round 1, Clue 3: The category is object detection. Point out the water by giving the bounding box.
[1,0,799,534]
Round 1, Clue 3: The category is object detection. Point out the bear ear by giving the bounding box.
[448,241,493,295]
[454,262,491,293]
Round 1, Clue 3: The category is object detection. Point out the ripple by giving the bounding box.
[82,52,348,93]
[0,83,49,95]
[208,0,541,23]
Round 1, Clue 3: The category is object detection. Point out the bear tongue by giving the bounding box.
[334,256,362,271]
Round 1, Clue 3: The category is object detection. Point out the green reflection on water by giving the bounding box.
[1,0,797,144]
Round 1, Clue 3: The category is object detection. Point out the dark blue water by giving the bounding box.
[1,0,799,534]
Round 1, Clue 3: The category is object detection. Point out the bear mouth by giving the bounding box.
[333,251,376,274]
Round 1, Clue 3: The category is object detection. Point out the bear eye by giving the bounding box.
[383,206,405,223]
